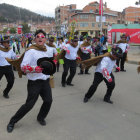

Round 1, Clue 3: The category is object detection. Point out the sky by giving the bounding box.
[0,0,138,17]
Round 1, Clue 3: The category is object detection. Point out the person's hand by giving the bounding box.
[108,77,112,82]
[53,60,57,64]
[76,57,81,61]
[35,66,43,73]
[87,49,92,54]
[66,50,70,54]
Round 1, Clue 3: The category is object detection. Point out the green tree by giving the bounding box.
[22,23,30,33]
[3,28,8,33]
[10,27,16,34]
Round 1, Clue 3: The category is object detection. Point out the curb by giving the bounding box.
[127,60,139,65]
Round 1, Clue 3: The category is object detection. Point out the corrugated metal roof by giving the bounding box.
[112,24,140,29]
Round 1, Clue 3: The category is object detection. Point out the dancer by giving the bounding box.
[83,47,123,104]
[0,36,16,98]
[78,36,92,75]
[7,29,56,133]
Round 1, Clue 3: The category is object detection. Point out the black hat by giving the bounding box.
[86,36,91,40]
[0,36,10,43]
[37,57,56,75]
[49,37,54,42]
[121,34,126,38]
[72,36,78,42]
[112,47,123,58]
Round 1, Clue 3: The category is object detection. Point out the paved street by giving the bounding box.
[0,62,140,140]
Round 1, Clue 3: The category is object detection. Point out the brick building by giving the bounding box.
[55,4,80,35]
[124,6,140,24]
[69,1,124,37]
[55,1,125,37]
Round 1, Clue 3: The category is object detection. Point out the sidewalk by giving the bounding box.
[127,53,139,65]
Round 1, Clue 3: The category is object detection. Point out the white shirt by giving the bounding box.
[56,42,65,51]
[118,43,128,53]
[103,42,108,50]
[95,56,116,74]
[78,41,83,46]
[0,45,16,66]
[65,44,80,60]
[45,44,57,58]
[11,42,17,51]
[81,45,92,54]
[21,49,50,81]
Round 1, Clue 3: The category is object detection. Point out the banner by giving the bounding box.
[108,29,140,44]
[99,0,103,15]
[17,25,22,34]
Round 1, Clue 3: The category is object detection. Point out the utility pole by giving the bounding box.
[100,0,103,34]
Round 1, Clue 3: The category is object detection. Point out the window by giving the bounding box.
[80,22,88,27]
[80,15,88,19]
[92,23,95,27]
[89,10,93,13]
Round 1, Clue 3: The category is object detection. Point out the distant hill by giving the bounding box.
[0,3,54,23]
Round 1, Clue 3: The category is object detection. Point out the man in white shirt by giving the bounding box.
[83,47,123,104]
[45,37,57,60]
[78,36,92,75]
[116,34,129,72]
[0,36,16,98]
[7,29,56,133]
[61,36,80,87]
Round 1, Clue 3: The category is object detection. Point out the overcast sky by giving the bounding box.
[0,0,138,17]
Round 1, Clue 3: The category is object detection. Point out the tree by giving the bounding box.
[3,28,8,33]
[10,27,16,34]
[22,23,31,33]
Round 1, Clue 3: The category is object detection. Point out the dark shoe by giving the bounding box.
[78,72,83,75]
[85,72,90,75]
[83,97,89,103]
[3,93,9,99]
[62,83,65,87]
[103,99,113,104]
[120,69,126,72]
[7,123,15,133]
[67,83,74,86]
[37,119,46,126]
[115,69,119,72]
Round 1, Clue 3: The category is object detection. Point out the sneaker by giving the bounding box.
[78,73,83,75]
[67,83,74,86]
[85,72,90,75]
[83,97,89,103]
[37,119,46,126]
[7,123,15,133]
[120,69,126,72]
[62,83,65,87]
[103,99,113,104]
[3,93,9,99]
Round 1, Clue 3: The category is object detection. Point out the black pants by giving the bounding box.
[0,65,14,95]
[61,58,76,84]
[116,52,127,70]
[85,72,115,100]
[9,79,52,124]
[79,53,91,74]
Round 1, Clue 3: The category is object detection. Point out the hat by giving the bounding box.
[37,57,56,75]
[86,36,91,40]
[112,47,123,58]
[72,36,78,42]
[0,36,10,43]
[121,34,126,38]
[49,37,54,42]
